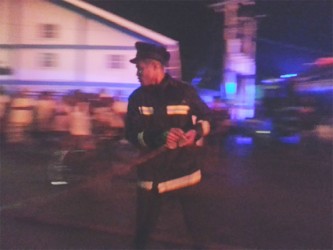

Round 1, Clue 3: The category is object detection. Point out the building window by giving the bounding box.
[40,24,58,38]
[107,54,125,69]
[40,53,57,68]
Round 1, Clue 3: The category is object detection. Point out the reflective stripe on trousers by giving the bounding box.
[138,169,201,194]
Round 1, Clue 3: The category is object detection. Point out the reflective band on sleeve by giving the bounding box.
[166,105,190,115]
[137,131,148,147]
[138,170,201,194]
[139,106,154,115]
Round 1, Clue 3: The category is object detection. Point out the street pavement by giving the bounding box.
[0,133,332,249]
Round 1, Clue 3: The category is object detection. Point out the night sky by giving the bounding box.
[84,0,332,88]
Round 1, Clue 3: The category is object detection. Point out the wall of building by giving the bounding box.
[0,0,180,97]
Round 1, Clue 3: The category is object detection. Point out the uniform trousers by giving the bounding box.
[134,182,207,249]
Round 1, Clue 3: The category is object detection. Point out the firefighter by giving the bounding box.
[7,88,35,144]
[125,42,211,249]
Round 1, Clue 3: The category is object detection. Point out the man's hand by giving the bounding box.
[166,128,183,149]
[178,129,197,147]
[165,128,197,149]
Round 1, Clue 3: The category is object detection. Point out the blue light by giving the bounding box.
[191,77,202,85]
[235,136,253,145]
[279,134,301,144]
[225,82,237,95]
[280,73,298,78]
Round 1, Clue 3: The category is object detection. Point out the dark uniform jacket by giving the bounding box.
[125,74,211,193]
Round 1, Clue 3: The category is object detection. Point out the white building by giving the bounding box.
[0,0,181,98]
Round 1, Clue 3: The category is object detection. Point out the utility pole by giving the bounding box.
[210,0,257,120]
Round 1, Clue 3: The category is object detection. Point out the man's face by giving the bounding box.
[136,60,157,87]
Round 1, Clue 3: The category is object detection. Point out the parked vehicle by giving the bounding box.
[261,57,333,137]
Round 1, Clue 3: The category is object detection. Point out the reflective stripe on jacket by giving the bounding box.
[138,169,201,194]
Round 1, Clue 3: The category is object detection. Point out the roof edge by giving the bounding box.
[60,0,178,46]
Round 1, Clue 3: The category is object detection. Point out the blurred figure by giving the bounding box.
[52,95,71,145]
[112,92,127,121]
[48,92,88,185]
[35,91,56,134]
[108,101,125,137]
[68,93,93,150]
[0,86,11,139]
[92,91,114,137]
[7,89,35,144]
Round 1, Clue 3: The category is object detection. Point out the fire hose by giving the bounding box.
[1,146,167,212]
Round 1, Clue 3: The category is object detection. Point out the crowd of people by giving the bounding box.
[0,86,126,150]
